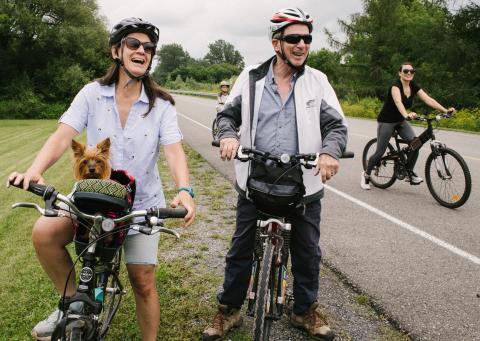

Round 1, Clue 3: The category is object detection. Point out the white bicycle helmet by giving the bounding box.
[268,7,313,40]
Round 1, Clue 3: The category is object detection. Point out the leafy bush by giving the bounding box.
[341,97,382,119]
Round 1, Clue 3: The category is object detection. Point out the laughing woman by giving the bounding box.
[7,18,195,341]
[361,62,455,190]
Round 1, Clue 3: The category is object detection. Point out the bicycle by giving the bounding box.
[212,141,353,340]
[10,179,186,341]
[362,111,472,208]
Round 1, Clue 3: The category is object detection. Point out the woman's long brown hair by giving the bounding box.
[96,62,175,116]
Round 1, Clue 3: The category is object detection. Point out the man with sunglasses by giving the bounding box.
[361,62,455,190]
[203,7,347,341]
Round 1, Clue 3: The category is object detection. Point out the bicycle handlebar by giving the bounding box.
[212,140,354,167]
[410,110,455,122]
[9,180,187,234]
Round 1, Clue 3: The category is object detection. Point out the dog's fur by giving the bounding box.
[71,138,112,180]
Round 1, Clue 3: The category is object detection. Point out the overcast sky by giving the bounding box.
[96,0,365,66]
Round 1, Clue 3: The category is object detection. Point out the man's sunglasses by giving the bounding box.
[402,69,415,74]
[122,37,156,54]
[280,34,313,45]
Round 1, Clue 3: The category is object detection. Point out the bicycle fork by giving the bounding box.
[431,141,452,180]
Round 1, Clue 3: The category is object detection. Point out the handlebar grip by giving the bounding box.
[212,140,220,147]
[9,181,55,199]
[341,151,355,159]
[148,207,188,219]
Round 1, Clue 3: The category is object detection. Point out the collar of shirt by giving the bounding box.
[267,57,300,87]
[99,82,149,104]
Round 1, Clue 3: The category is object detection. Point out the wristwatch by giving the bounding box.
[177,186,195,198]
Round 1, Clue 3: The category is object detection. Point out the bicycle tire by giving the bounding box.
[98,249,124,339]
[425,147,472,208]
[362,138,397,189]
[253,241,274,341]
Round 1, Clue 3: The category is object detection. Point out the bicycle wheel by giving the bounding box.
[362,138,397,189]
[425,147,472,208]
[253,241,274,341]
[98,249,124,339]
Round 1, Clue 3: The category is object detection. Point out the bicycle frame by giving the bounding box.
[391,116,448,180]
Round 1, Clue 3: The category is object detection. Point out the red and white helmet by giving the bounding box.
[268,7,313,40]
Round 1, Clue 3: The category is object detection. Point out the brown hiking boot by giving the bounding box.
[290,301,335,340]
[202,304,243,341]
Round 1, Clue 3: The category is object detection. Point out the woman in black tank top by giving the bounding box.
[361,62,454,190]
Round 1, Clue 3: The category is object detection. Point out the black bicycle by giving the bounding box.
[10,179,186,341]
[362,111,472,208]
[213,141,353,340]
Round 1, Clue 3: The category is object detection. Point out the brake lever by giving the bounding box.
[11,202,59,217]
[236,145,249,161]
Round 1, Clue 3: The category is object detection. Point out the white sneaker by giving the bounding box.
[410,175,423,184]
[31,308,63,341]
[361,171,371,190]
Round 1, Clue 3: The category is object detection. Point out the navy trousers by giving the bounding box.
[218,195,322,315]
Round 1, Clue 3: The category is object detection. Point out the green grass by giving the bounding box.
[0,120,234,340]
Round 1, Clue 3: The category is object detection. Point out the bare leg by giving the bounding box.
[32,216,76,297]
[127,264,159,341]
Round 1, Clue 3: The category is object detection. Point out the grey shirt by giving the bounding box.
[254,61,299,155]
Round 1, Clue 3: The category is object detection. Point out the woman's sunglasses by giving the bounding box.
[280,34,313,45]
[402,69,415,74]
[122,37,156,54]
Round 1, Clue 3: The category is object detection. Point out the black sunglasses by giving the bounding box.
[281,34,313,45]
[123,37,156,54]
[402,69,415,74]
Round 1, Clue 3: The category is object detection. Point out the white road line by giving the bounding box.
[325,184,480,266]
[178,111,480,266]
[178,112,212,131]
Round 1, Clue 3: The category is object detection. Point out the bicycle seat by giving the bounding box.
[71,179,130,215]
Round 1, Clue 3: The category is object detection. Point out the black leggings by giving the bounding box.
[366,121,419,175]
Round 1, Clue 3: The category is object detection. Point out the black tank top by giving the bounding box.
[377,79,421,123]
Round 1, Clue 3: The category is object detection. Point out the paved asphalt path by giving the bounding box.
[173,94,480,341]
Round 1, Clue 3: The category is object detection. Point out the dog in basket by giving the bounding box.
[71,137,114,244]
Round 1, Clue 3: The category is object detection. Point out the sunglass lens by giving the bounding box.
[143,43,155,53]
[403,69,415,74]
[283,35,312,44]
[125,37,141,50]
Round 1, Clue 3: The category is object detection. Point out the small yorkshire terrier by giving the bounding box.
[71,138,112,180]
[71,137,113,245]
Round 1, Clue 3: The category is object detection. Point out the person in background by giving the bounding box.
[216,80,230,113]
[361,62,455,190]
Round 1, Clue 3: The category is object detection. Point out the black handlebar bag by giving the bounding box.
[247,159,305,216]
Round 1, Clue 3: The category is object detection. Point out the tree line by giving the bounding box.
[152,39,244,87]
[0,0,478,119]
[313,0,480,109]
